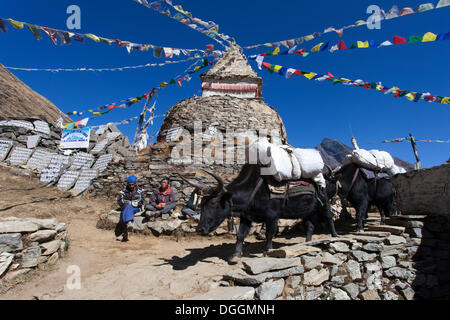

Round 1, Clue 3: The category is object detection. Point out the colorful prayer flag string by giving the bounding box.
[0,16,205,57]
[133,0,232,47]
[251,31,450,61]
[243,1,450,50]
[382,138,450,143]
[251,58,450,105]
[3,56,202,73]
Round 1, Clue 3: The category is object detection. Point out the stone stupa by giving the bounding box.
[154,43,288,174]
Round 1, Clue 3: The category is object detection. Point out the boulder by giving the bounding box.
[28,230,57,243]
[301,255,322,270]
[351,250,376,262]
[19,246,41,268]
[0,220,39,233]
[47,252,59,265]
[330,288,351,300]
[362,243,383,252]
[0,252,14,277]
[345,260,362,280]
[304,285,324,300]
[385,235,407,245]
[256,279,285,300]
[384,267,414,281]
[360,289,381,300]
[188,287,255,300]
[0,233,23,252]
[329,242,350,253]
[321,252,343,266]
[28,218,58,230]
[343,283,360,299]
[3,268,32,282]
[243,257,301,275]
[303,268,330,286]
[381,256,396,269]
[147,220,183,235]
[41,240,62,256]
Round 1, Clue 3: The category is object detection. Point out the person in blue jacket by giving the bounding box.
[115,175,145,242]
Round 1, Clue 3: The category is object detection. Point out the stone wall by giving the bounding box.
[392,164,449,216]
[0,217,68,287]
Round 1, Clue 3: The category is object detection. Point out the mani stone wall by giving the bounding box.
[0,117,135,197]
[392,163,450,216]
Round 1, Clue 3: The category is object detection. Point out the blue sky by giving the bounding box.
[1,0,449,168]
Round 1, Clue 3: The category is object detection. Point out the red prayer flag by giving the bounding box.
[338,40,347,50]
[294,70,303,76]
[295,49,305,55]
[262,62,271,69]
[393,36,407,45]
[328,72,336,78]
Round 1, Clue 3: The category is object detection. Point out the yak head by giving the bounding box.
[178,170,233,236]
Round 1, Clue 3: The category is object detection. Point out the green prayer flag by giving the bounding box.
[25,24,42,40]
[408,35,423,43]
[350,43,357,49]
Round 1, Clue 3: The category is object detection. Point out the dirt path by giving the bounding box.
[1,166,328,300]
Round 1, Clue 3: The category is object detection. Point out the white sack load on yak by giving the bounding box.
[248,138,326,187]
[343,148,406,176]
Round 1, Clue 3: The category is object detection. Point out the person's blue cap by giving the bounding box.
[127,176,138,184]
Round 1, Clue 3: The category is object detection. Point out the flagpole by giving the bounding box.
[409,133,422,170]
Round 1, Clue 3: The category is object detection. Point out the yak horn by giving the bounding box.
[201,169,225,194]
[176,173,207,190]
[325,165,333,178]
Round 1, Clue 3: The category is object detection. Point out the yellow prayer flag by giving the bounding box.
[357,41,369,48]
[340,78,351,82]
[310,43,323,52]
[86,33,101,42]
[93,112,101,116]
[441,97,450,104]
[304,35,315,41]
[422,32,437,42]
[406,93,416,101]
[355,20,367,26]
[272,46,280,55]
[304,72,318,80]
[273,65,282,73]
[376,85,384,91]
[160,82,169,88]
[7,19,24,29]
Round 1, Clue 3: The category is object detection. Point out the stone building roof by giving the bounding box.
[200,43,261,83]
[0,64,70,125]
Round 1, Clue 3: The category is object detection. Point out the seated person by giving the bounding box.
[181,184,205,218]
[115,175,145,242]
[145,177,176,218]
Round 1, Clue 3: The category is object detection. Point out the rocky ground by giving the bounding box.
[0,166,336,300]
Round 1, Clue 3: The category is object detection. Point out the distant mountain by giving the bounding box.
[0,64,69,125]
[316,138,414,171]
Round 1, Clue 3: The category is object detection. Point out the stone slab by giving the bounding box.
[366,225,405,235]
[0,252,14,277]
[0,139,13,161]
[92,154,113,174]
[90,139,109,154]
[242,257,301,275]
[26,149,54,171]
[33,120,50,135]
[224,266,304,286]
[27,135,41,149]
[267,244,321,258]
[0,233,23,252]
[69,152,95,170]
[71,169,99,196]
[188,286,255,300]
[0,220,39,233]
[57,170,80,191]
[8,147,34,165]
